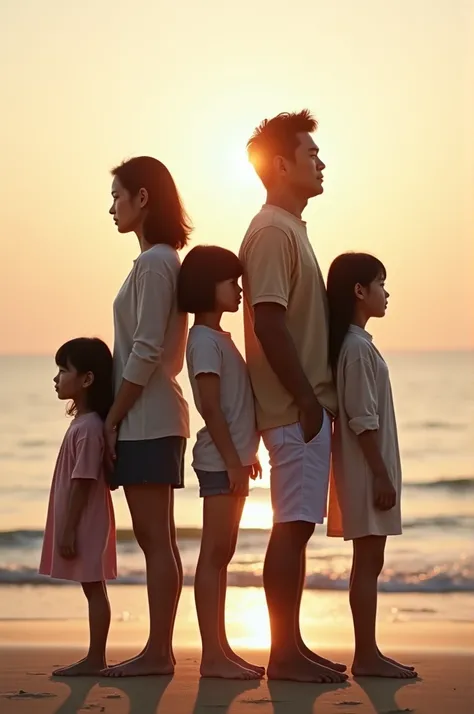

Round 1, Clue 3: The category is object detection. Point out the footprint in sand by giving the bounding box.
[2,690,57,699]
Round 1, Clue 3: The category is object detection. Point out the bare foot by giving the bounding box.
[268,654,348,683]
[224,649,266,676]
[352,655,417,678]
[102,652,174,678]
[298,644,347,673]
[53,657,105,677]
[200,657,263,680]
[106,642,176,667]
[379,650,415,671]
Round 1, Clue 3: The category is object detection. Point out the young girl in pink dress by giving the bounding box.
[39,337,117,676]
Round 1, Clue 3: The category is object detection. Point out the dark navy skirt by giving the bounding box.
[110,436,186,489]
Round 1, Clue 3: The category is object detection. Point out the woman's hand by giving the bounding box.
[104,422,117,473]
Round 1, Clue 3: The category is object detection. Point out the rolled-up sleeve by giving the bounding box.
[122,268,172,386]
[243,227,293,309]
[344,358,379,435]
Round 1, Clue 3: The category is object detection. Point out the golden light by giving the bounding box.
[227,144,257,187]
[226,588,271,650]
[240,499,273,530]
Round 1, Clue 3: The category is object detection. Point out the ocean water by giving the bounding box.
[0,353,473,611]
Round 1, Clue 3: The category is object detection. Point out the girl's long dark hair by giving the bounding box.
[327,253,386,376]
[112,156,192,250]
[55,338,114,421]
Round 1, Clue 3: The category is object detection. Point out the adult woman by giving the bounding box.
[103,156,191,677]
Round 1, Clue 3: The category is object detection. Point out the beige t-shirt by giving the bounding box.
[186,325,259,472]
[239,204,336,431]
[113,244,189,441]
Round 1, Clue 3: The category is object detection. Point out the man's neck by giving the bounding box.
[265,188,308,219]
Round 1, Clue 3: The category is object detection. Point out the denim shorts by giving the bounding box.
[194,469,234,498]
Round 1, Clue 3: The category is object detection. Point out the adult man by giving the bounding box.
[239,110,347,683]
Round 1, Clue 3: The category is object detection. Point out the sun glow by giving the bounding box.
[227,589,271,650]
[227,145,256,187]
[240,499,273,530]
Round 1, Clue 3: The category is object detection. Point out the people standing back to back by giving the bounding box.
[102,157,191,678]
[239,110,347,683]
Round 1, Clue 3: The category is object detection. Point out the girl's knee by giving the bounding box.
[200,542,231,569]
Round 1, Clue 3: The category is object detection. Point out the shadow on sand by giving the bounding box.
[50,673,173,714]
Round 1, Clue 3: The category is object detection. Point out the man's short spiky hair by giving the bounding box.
[246,109,318,186]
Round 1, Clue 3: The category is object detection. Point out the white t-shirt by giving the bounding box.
[186,325,259,472]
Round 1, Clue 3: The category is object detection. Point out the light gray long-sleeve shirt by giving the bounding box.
[113,244,189,441]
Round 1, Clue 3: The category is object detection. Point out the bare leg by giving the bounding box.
[103,485,177,677]
[196,495,261,680]
[170,490,182,665]
[217,501,265,676]
[265,521,347,683]
[54,582,110,676]
[350,536,417,678]
[348,557,414,671]
[294,549,347,672]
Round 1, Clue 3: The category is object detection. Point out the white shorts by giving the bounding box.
[262,410,332,524]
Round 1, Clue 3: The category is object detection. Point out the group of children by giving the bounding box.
[39,244,409,679]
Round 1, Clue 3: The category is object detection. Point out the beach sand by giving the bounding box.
[1,625,473,713]
[1,643,473,714]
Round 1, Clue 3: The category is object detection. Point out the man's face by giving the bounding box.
[283,132,325,198]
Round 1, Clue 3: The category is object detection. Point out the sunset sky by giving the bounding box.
[1,0,473,355]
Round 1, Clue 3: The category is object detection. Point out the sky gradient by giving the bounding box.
[1,0,473,354]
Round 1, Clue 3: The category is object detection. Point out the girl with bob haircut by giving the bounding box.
[103,157,191,677]
[178,245,264,680]
[40,337,116,676]
[326,252,417,679]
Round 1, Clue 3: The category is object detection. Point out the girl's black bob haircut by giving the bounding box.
[55,337,114,421]
[178,245,243,314]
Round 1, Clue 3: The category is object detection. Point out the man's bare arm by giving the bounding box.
[254,302,323,439]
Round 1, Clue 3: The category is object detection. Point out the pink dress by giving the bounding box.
[39,412,117,583]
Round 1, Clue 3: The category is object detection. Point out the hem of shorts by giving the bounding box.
[193,465,227,473]
[273,514,325,525]
[199,489,235,498]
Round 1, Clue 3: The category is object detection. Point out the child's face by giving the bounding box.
[53,363,92,401]
[215,278,242,313]
[360,274,389,318]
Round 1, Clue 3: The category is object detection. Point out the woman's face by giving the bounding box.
[109,176,144,234]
